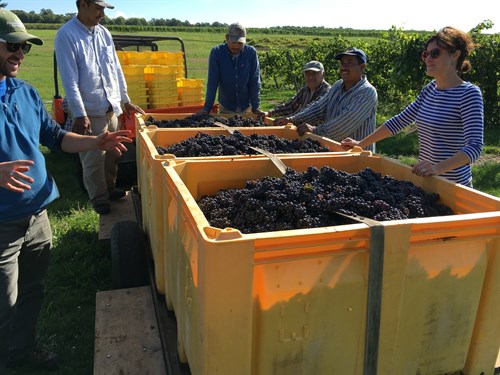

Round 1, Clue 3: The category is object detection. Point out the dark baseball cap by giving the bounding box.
[227,23,246,43]
[335,47,367,64]
[302,60,324,72]
[0,9,43,45]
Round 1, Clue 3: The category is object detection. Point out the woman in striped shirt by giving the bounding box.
[342,27,484,187]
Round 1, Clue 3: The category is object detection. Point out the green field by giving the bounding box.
[7,28,499,375]
[19,29,318,105]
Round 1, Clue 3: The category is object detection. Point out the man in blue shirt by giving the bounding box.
[198,23,264,116]
[0,9,132,372]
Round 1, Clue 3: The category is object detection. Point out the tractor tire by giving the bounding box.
[110,220,149,289]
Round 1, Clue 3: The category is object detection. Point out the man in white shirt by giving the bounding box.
[55,0,145,214]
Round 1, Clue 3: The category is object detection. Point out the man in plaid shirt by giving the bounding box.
[265,60,330,124]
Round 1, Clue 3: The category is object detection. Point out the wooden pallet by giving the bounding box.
[98,191,137,241]
[94,286,167,374]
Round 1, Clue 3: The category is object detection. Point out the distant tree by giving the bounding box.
[0,3,7,8]
[113,16,125,25]
[40,8,56,22]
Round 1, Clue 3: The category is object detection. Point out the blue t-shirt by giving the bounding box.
[0,79,6,102]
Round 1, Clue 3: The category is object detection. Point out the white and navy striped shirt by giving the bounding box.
[289,76,378,151]
[385,81,484,186]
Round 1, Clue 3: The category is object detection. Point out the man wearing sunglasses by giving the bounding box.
[55,0,145,215]
[0,9,133,372]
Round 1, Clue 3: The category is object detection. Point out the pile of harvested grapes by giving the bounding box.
[156,131,330,157]
[197,166,454,234]
[146,114,268,128]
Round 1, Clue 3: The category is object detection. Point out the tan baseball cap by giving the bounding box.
[0,9,43,45]
[88,0,115,9]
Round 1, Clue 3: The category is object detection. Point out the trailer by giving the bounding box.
[95,187,190,374]
[94,123,500,374]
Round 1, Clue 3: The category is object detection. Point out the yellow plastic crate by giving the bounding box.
[116,50,127,65]
[122,64,145,78]
[136,125,345,296]
[144,64,184,79]
[149,93,178,103]
[177,78,203,88]
[157,154,500,375]
[126,81,147,91]
[125,51,153,65]
[179,99,203,106]
[148,79,178,91]
[148,102,179,110]
[127,87,148,97]
[151,51,184,66]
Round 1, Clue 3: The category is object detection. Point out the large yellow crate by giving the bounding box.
[136,125,345,296]
[135,113,279,194]
[158,154,500,375]
[135,112,278,134]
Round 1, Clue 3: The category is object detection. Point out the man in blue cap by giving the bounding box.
[277,47,378,152]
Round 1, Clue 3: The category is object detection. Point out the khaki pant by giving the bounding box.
[79,111,119,205]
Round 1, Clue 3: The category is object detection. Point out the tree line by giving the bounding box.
[7,7,499,128]
[11,8,394,38]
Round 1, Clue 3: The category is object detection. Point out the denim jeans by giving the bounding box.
[0,210,52,373]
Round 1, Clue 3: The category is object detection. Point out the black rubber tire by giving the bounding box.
[110,220,149,289]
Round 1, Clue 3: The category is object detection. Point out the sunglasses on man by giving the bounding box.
[0,39,32,54]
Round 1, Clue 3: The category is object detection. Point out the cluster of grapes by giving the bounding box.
[146,114,268,128]
[197,166,454,234]
[156,131,330,157]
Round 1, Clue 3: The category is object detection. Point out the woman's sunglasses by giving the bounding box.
[0,40,32,54]
[421,47,442,62]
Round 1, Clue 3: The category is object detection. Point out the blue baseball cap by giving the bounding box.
[335,47,367,64]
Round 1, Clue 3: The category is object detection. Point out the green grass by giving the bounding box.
[8,27,499,375]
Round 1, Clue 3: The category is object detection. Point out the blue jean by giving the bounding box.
[0,210,52,373]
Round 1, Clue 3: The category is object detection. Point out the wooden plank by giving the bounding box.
[94,286,167,375]
[98,191,137,241]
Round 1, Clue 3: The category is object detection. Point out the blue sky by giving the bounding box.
[11,0,500,34]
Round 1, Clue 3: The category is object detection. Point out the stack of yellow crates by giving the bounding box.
[145,65,179,108]
[120,64,148,109]
[177,78,204,106]
[117,51,192,109]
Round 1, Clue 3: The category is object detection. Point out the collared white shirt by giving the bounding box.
[54,16,130,118]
